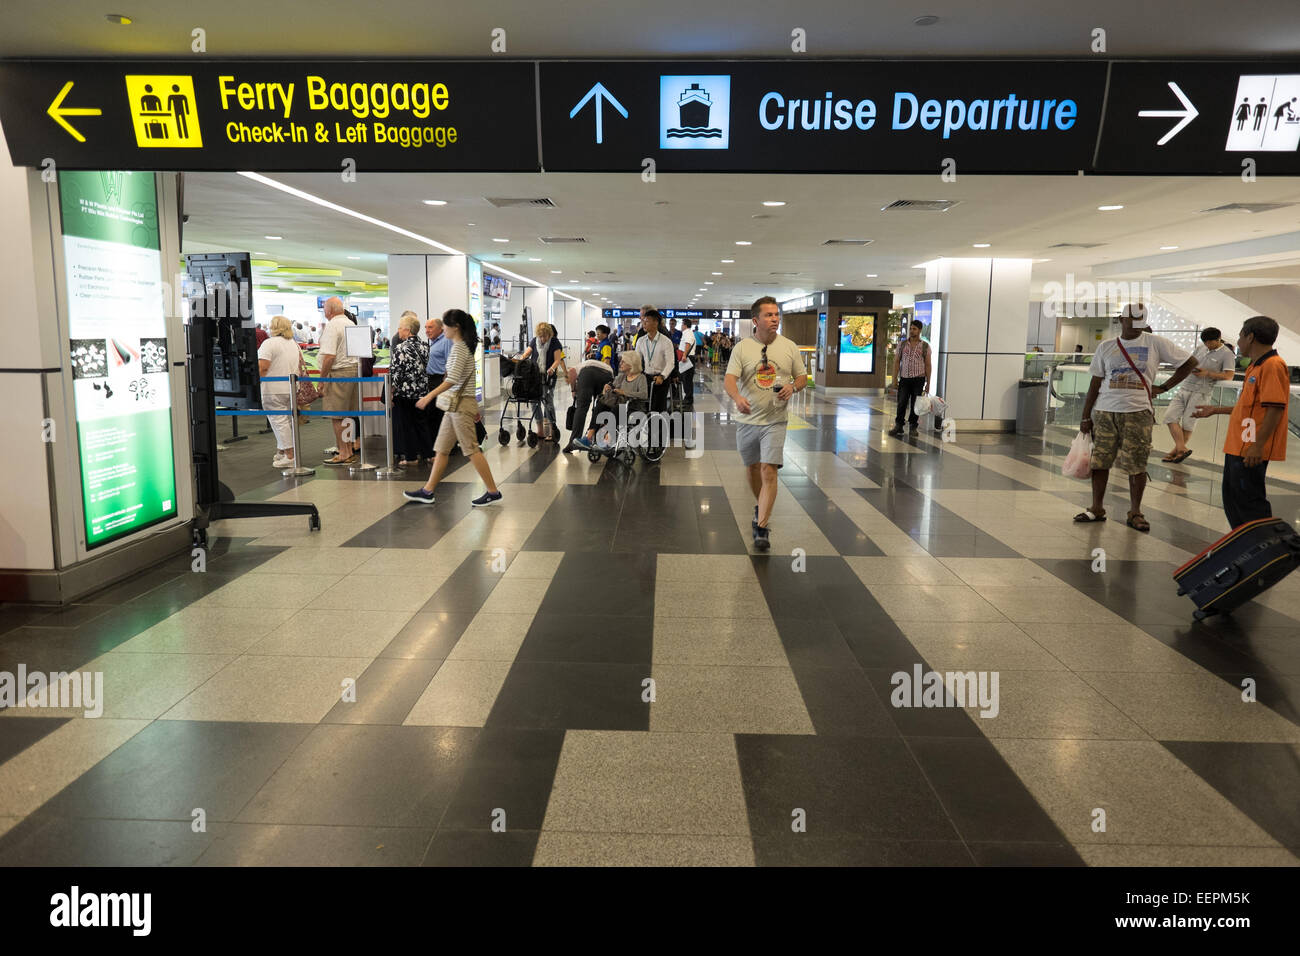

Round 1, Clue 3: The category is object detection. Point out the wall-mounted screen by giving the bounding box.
[836,313,876,374]
[484,273,512,299]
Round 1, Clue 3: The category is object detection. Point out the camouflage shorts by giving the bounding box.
[1090,409,1154,475]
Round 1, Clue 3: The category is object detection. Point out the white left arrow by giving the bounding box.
[1138,81,1199,146]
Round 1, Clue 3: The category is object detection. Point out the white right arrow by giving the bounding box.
[1138,82,1199,146]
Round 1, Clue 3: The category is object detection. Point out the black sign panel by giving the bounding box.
[541,60,1107,173]
[0,60,538,171]
[1097,61,1300,175]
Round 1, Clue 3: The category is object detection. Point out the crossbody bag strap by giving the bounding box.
[1114,337,1154,408]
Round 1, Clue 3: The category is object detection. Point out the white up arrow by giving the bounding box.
[569,82,628,145]
[1138,82,1199,146]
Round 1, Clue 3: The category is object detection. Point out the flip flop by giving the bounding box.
[1160,453,1179,462]
[1073,509,1107,523]
[1126,512,1150,532]
[1172,450,1193,464]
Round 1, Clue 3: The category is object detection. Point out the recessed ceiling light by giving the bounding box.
[346,255,360,260]
[466,222,476,226]
[422,200,447,206]
[492,238,509,243]
[569,279,578,283]
[264,235,282,240]
[866,273,878,277]
[1160,245,1179,250]
[721,259,735,263]
[711,272,723,276]
[1097,204,1124,211]
[735,241,752,246]
[762,201,786,207]
[528,257,541,261]
[973,243,991,248]
[105,13,132,25]
[550,270,562,274]
[834,282,845,286]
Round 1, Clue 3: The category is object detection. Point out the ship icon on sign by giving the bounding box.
[668,83,721,139]
[660,75,730,149]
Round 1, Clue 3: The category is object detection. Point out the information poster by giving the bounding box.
[837,313,876,373]
[59,170,176,548]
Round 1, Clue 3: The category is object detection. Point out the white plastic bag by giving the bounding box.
[1062,431,1094,479]
[912,394,933,416]
[929,395,948,420]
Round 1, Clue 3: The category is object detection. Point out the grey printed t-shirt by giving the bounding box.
[726,333,807,426]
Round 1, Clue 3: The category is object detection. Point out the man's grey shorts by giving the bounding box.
[1163,389,1211,431]
[737,422,787,467]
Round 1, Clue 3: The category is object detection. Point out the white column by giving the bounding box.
[926,257,1032,427]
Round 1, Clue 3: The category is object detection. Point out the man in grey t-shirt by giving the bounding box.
[725,295,808,552]
[1162,327,1237,463]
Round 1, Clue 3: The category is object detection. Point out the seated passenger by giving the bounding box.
[574,351,647,450]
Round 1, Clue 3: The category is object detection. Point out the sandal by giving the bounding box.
[1126,512,1150,532]
[1073,509,1107,523]
[1171,450,1193,464]
[324,453,357,465]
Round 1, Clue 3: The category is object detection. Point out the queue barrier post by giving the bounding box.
[376,369,400,480]
[350,374,379,475]
[285,374,316,478]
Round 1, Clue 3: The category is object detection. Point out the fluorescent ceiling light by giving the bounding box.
[735,241,752,246]
[1160,245,1179,250]
[346,255,360,260]
[721,259,735,263]
[973,243,991,248]
[762,201,786,207]
[704,281,714,285]
[551,270,562,274]
[235,172,545,287]
[834,282,845,286]
[1097,204,1124,211]
[866,273,878,277]
[492,238,509,243]
[422,200,447,206]
[529,258,541,261]
[711,272,723,275]
[264,235,282,240]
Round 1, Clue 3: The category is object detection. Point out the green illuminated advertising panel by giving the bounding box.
[58,170,177,548]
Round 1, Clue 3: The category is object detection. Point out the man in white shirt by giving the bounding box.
[1075,304,1198,532]
[634,309,676,424]
[318,296,361,464]
[725,296,808,551]
[1161,326,1237,463]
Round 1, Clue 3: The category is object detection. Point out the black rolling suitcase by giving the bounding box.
[1173,517,1300,620]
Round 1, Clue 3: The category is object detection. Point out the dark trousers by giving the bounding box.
[1222,453,1272,529]
[392,396,433,461]
[424,372,446,450]
[895,376,925,428]
[682,366,695,403]
[572,367,612,438]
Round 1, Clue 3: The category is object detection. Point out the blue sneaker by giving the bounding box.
[471,490,503,508]
[403,488,435,504]
[753,524,770,552]
[573,436,593,450]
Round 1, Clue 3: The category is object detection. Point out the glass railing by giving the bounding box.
[1024,352,1093,382]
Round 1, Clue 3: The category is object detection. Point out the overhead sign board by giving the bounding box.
[0,60,539,171]
[542,60,1108,173]
[5,59,1300,175]
[1096,61,1300,175]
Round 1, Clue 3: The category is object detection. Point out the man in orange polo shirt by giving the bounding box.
[1193,315,1291,528]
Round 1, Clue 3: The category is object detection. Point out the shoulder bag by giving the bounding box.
[295,352,322,406]
[436,372,471,412]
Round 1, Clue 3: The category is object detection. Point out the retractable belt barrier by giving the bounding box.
[219,373,399,478]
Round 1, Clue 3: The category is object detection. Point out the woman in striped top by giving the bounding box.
[404,309,502,507]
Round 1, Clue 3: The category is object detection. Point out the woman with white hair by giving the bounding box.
[257,315,301,468]
[574,350,647,451]
[390,310,432,465]
[516,321,566,442]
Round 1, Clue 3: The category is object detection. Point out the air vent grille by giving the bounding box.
[822,239,874,246]
[485,197,556,208]
[881,199,960,212]
[1048,242,1105,249]
[1200,202,1295,214]
[539,237,587,244]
